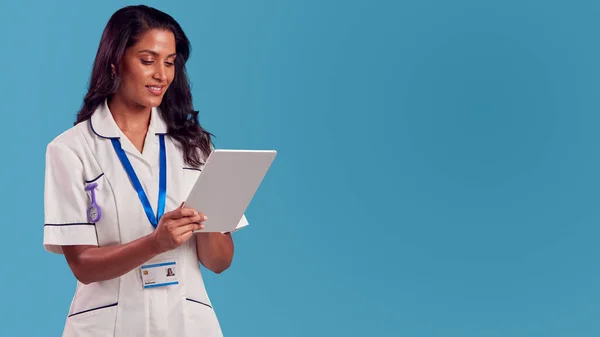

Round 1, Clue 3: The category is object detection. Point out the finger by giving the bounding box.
[178,230,195,243]
[170,212,207,228]
[168,214,204,234]
[165,207,197,221]
[172,223,204,236]
[195,212,207,223]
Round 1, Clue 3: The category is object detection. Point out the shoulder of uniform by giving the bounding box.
[46,122,89,156]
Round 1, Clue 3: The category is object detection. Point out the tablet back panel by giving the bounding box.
[184,150,277,232]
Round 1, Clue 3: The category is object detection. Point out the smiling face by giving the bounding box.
[112,28,177,110]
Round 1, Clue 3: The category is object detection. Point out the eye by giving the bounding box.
[141,59,154,65]
[165,62,175,67]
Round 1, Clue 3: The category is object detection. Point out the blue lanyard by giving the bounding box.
[110,135,167,228]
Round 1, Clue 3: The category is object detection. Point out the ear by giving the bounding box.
[110,64,117,78]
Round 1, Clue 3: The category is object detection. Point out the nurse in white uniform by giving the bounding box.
[42,5,247,336]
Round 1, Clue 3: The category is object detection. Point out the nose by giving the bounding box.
[153,64,167,82]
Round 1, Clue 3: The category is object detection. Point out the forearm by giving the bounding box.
[195,232,234,274]
[63,233,161,284]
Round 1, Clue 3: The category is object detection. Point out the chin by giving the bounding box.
[139,96,165,108]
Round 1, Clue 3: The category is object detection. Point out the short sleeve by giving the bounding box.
[43,142,98,254]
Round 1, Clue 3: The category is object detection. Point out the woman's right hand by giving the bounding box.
[150,204,206,254]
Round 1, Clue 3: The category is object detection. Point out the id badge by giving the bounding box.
[140,260,179,289]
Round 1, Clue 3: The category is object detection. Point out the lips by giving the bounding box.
[146,85,164,96]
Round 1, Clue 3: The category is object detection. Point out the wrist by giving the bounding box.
[147,232,164,255]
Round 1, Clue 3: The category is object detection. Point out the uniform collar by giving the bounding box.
[89,99,168,139]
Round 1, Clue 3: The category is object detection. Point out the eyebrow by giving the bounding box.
[137,49,177,57]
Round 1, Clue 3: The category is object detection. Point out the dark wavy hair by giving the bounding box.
[74,5,213,167]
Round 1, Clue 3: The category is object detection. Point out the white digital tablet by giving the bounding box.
[184,149,277,233]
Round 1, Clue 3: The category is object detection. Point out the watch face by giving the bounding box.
[88,205,101,222]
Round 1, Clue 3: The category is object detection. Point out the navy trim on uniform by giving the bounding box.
[185,298,212,309]
[44,223,95,227]
[85,173,104,183]
[89,119,119,139]
[89,111,168,138]
[68,303,118,317]
[183,167,202,172]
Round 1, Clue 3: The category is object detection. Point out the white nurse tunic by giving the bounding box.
[43,99,248,337]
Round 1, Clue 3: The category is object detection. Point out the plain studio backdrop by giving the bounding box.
[1,0,600,336]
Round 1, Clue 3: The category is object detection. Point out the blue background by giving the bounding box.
[1,0,600,336]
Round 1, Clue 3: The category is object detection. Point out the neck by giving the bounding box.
[108,95,151,133]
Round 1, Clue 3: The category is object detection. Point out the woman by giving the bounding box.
[43,5,248,337]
